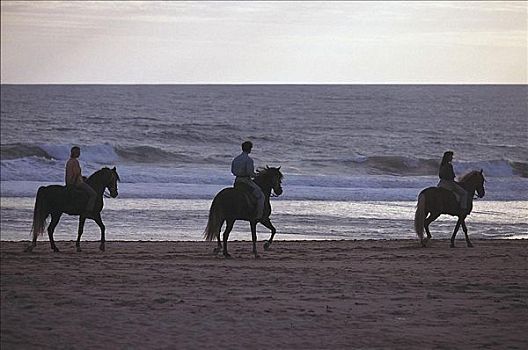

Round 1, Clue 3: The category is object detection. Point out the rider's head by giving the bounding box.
[70,146,81,158]
[242,141,253,153]
[441,151,454,165]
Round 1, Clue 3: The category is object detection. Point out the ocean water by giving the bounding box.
[1,85,527,242]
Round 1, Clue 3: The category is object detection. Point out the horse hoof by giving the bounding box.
[24,246,34,253]
[467,243,474,248]
[264,241,271,251]
[254,254,261,259]
[450,243,456,248]
[223,253,232,259]
[213,247,221,254]
[100,245,105,252]
[53,247,60,253]
[77,247,82,253]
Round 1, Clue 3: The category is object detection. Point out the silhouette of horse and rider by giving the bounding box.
[414,151,486,248]
[26,144,484,256]
[204,141,283,258]
[26,146,120,253]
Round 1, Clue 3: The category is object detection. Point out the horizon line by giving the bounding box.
[1,82,527,86]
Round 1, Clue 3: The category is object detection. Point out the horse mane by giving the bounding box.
[255,167,283,181]
[459,170,481,183]
[88,167,108,181]
[88,167,120,182]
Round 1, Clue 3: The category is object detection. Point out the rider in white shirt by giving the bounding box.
[231,141,265,220]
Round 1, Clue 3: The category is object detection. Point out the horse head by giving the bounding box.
[256,166,283,197]
[89,167,120,198]
[475,169,486,198]
[460,169,485,198]
[106,167,120,198]
[269,166,283,196]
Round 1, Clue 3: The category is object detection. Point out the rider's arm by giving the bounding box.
[439,164,455,181]
[447,164,456,181]
[247,157,257,178]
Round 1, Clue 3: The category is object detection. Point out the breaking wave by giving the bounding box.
[2,142,527,181]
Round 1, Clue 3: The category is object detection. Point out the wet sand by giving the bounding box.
[1,239,527,349]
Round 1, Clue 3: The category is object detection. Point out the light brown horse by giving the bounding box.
[204,166,283,258]
[414,170,485,247]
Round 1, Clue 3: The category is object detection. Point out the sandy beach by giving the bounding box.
[1,239,527,349]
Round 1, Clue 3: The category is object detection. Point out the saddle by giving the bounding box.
[64,186,89,212]
[438,187,460,204]
[234,182,258,208]
[437,181,462,203]
[437,186,469,214]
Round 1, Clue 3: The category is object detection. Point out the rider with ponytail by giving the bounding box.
[438,151,468,214]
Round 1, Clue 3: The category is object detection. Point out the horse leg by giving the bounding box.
[76,216,86,252]
[461,220,473,248]
[213,220,225,254]
[25,235,38,253]
[47,213,62,252]
[214,234,222,254]
[450,217,463,248]
[250,221,259,258]
[93,213,106,252]
[222,220,234,258]
[424,213,440,245]
[260,218,276,251]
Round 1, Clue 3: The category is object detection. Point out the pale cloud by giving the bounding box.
[1,1,526,83]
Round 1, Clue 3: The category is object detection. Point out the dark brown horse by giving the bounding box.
[204,166,283,258]
[25,167,120,253]
[414,170,485,248]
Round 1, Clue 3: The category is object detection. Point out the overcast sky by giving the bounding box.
[1,1,526,84]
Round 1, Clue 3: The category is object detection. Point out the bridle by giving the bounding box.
[104,172,118,198]
[473,174,485,199]
[270,173,282,197]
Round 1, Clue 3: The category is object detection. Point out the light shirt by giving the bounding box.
[231,152,256,178]
[65,158,83,186]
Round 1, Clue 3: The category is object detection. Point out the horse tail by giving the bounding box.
[203,196,225,241]
[414,192,426,241]
[30,186,49,240]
